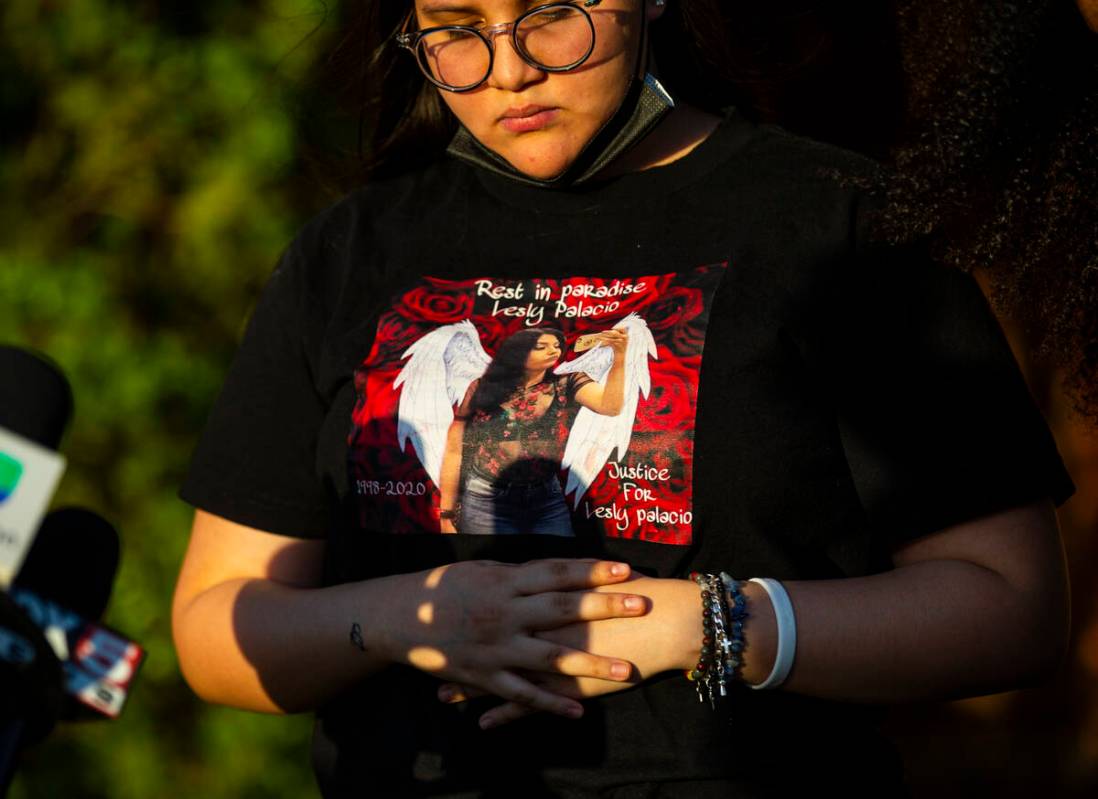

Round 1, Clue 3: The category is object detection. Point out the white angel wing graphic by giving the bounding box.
[554,313,657,508]
[393,320,491,488]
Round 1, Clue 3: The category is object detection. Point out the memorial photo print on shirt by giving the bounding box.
[349,264,725,545]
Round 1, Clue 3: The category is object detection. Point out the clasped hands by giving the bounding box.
[384,559,700,730]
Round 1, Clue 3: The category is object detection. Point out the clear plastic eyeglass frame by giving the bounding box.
[394,0,604,93]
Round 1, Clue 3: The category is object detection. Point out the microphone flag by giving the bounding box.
[0,428,66,589]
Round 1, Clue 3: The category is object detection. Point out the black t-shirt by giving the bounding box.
[181,109,1075,798]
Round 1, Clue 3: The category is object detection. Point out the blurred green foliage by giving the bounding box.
[1,1,347,795]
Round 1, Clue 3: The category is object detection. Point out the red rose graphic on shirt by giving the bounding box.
[350,264,726,544]
[399,285,473,323]
[644,286,705,332]
[373,312,424,360]
[634,352,700,433]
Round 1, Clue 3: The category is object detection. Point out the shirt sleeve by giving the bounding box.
[815,240,1075,550]
[179,246,331,539]
[567,371,595,399]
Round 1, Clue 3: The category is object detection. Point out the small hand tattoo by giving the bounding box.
[350,622,366,652]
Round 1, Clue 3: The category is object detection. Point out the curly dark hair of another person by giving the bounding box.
[471,328,567,414]
[877,0,1098,421]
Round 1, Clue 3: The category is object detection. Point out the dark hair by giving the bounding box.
[877,0,1098,420]
[322,1,761,182]
[471,328,567,413]
[317,2,908,186]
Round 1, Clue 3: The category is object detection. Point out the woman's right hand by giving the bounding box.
[379,559,647,719]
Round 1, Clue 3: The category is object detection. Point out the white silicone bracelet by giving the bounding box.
[747,577,796,690]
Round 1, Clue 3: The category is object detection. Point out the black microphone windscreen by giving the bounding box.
[0,592,64,745]
[0,347,73,450]
[13,508,120,622]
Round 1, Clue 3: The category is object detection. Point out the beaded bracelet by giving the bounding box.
[685,572,749,707]
[689,573,735,706]
[720,572,749,679]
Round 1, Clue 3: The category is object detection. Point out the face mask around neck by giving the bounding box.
[446,71,676,189]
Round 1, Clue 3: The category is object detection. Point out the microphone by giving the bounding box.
[0,591,63,745]
[0,347,71,451]
[0,346,142,795]
[0,347,71,588]
[10,508,142,720]
[14,508,119,622]
[0,348,73,789]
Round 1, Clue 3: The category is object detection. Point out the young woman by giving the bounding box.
[172,2,1075,796]
[434,327,628,536]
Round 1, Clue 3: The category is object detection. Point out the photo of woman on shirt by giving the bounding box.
[439,327,627,535]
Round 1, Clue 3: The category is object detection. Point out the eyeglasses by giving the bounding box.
[395,1,604,93]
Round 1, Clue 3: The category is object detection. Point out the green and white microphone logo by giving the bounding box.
[0,452,23,504]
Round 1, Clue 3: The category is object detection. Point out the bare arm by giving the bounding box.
[438,417,465,533]
[455,499,1071,725]
[754,498,1071,702]
[171,510,391,714]
[171,510,649,716]
[574,330,628,416]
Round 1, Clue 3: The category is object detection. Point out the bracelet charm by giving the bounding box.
[686,571,749,707]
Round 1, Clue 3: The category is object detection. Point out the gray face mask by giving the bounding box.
[446,71,676,188]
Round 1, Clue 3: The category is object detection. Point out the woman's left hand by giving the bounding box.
[437,576,702,728]
[597,328,629,358]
